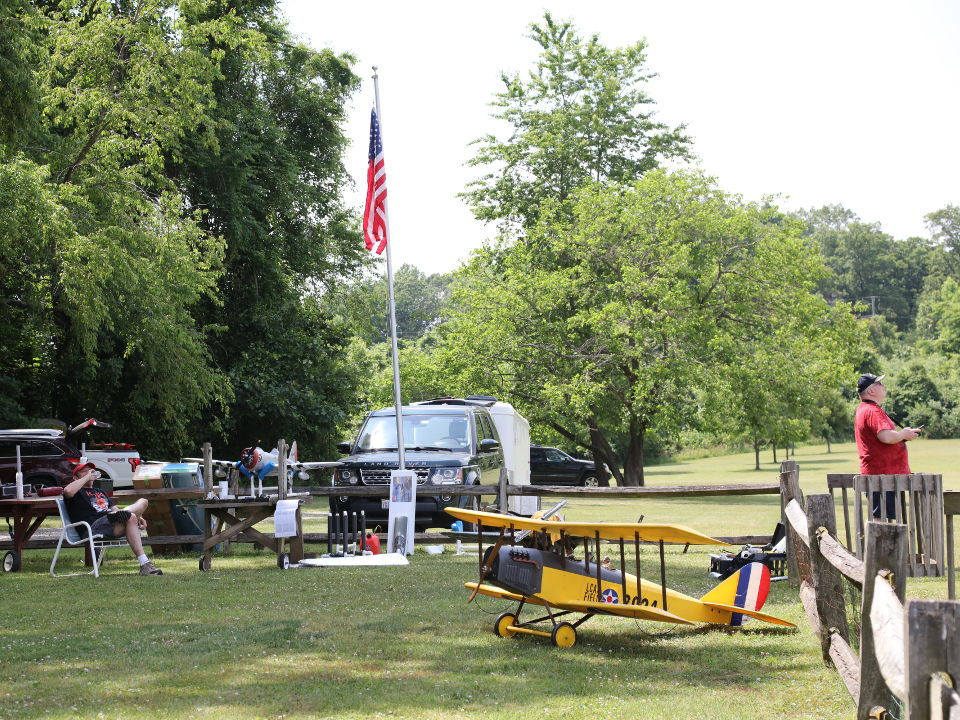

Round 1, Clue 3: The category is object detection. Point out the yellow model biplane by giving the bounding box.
[446,507,794,648]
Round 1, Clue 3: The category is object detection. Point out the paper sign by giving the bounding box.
[387,470,416,556]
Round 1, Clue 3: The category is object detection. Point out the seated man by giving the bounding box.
[62,462,162,575]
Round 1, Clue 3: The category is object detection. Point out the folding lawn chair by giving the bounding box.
[50,496,129,577]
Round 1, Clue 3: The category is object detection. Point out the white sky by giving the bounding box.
[280,1,960,275]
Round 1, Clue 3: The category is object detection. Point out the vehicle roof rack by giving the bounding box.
[412,396,498,407]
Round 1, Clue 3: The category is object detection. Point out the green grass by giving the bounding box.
[2,439,956,720]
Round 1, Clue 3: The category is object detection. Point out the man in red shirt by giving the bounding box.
[854,373,922,517]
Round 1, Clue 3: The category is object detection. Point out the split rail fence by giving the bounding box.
[780,461,959,720]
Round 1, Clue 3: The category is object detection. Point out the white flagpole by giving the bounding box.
[372,67,406,471]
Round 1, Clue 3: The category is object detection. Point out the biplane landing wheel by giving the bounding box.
[277,552,290,570]
[551,622,577,648]
[493,612,518,638]
[3,550,20,572]
[198,556,211,572]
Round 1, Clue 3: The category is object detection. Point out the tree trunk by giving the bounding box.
[753,439,762,471]
[825,436,831,453]
[621,422,645,486]
[771,442,777,464]
[588,425,612,487]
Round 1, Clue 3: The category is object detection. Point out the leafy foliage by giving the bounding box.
[461,12,691,233]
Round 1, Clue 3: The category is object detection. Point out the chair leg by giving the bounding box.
[50,535,66,577]
[89,537,99,578]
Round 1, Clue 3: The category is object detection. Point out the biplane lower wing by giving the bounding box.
[557,600,695,625]
[464,582,546,606]
[445,507,727,546]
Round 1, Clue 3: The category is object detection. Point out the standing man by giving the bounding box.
[854,373,922,517]
[63,462,163,575]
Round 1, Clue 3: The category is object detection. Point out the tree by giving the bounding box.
[461,12,691,233]
[443,171,860,485]
[325,264,452,345]
[171,1,365,457]
[0,1,253,453]
[799,205,936,330]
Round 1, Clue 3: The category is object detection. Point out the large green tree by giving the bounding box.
[442,171,861,484]
[800,205,937,330]
[172,0,365,457]
[461,13,691,233]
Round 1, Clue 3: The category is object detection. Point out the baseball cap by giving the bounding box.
[857,374,885,394]
[72,461,97,477]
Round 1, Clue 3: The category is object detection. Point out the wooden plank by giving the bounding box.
[948,514,956,601]
[817,528,865,586]
[857,521,907,720]
[945,491,960,516]
[827,474,857,490]
[868,571,906,702]
[907,599,960,720]
[807,494,851,664]
[829,631,861,703]
[304,482,781,498]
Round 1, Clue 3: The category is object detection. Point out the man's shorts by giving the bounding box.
[89,510,131,539]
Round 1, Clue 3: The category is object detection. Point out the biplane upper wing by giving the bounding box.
[445,508,727,546]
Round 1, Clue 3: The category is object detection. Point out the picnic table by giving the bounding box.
[198,496,307,571]
[0,487,205,572]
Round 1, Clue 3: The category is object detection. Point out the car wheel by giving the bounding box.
[494,612,518,638]
[581,474,599,487]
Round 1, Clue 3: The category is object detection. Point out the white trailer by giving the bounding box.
[487,401,538,516]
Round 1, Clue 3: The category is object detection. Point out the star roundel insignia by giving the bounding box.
[600,588,619,604]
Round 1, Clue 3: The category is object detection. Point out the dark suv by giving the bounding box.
[330,398,506,530]
[0,431,83,490]
[529,446,606,486]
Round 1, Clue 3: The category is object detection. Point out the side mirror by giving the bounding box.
[336,441,352,454]
[479,438,500,453]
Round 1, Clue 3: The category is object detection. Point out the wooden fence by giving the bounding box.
[780,463,960,720]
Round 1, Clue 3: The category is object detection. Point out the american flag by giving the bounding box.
[363,108,388,255]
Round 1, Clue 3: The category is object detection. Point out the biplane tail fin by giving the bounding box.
[700,562,773,627]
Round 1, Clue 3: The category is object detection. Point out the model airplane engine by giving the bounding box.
[708,522,788,581]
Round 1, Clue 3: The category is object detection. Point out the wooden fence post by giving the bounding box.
[202,442,213,496]
[807,493,850,664]
[780,461,806,585]
[858,521,907,720]
[905,599,960,720]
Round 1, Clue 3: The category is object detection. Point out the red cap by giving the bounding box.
[73,461,97,478]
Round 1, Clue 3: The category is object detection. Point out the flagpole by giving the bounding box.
[372,67,406,471]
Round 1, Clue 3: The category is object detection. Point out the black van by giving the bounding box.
[329,397,506,530]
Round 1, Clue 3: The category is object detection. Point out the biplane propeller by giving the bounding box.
[446,507,794,648]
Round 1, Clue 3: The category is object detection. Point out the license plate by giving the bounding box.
[381,500,390,509]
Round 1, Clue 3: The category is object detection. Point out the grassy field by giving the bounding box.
[1,440,955,720]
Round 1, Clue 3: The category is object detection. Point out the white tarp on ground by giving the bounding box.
[298,553,410,567]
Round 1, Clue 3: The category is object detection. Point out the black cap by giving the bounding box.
[857,373,885,394]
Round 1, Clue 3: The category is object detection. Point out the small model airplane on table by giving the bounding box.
[445,507,794,648]
[185,442,340,499]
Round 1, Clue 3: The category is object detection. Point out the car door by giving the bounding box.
[543,448,578,484]
[474,412,502,485]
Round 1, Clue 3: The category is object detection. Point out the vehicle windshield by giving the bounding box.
[355,414,471,453]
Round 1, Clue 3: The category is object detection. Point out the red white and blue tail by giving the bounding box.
[700,562,793,627]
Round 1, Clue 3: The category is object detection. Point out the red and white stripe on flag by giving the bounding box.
[363,108,388,255]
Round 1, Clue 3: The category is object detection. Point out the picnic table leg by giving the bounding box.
[200,506,213,571]
[289,505,304,563]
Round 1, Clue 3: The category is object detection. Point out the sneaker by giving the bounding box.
[139,561,163,576]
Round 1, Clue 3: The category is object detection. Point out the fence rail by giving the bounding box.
[781,462,960,720]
